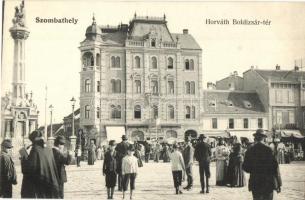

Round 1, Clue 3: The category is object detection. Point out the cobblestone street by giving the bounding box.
[12,161,305,199]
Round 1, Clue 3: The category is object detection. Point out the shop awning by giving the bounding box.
[229,131,254,142]
[105,126,126,143]
[280,129,304,139]
[204,131,230,138]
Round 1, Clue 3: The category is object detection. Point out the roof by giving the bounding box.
[38,123,64,136]
[203,90,266,114]
[247,69,305,83]
[64,108,80,119]
[172,33,201,50]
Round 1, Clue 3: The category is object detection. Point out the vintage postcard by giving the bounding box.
[1,0,305,199]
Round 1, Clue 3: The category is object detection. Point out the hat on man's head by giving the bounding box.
[198,134,206,140]
[109,140,116,146]
[253,129,267,138]
[1,139,13,149]
[29,130,44,142]
[55,135,66,145]
[122,135,128,141]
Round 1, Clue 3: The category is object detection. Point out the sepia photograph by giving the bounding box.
[1,0,305,199]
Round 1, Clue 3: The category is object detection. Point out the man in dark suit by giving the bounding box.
[243,129,281,200]
[52,135,72,198]
[115,135,130,191]
[183,136,194,190]
[194,134,211,194]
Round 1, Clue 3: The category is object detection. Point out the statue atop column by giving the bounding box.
[12,0,26,27]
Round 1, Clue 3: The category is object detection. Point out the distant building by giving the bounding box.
[202,90,268,141]
[79,14,203,145]
[243,65,305,132]
[216,71,244,90]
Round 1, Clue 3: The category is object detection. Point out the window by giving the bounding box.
[243,101,252,108]
[151,80,158,94]
[275,90,282,103]
[190,59,194,70]
[190,81,195,94]
[117,106,121,119]
[168,81,174,94]
[185,59,190,70]
[244,118,249,129]
[111,56,116,68]
[97,81,100,92]
[151,57,157,69]
[135,80,141,94]
[152,105,158,119]
[85,79,91,92]
[111,79,121,93]
[97,107,100,119]
[85,105,90,119]
[227,100,233,107]
[135,56,141,68]
[258,118,263,128]
[82,52,94,67]
[110,105,121,119]
[185,106,191,119]
[191,106,196,119]
[229,118,234,129]
[212,118,217,129]
[115,57,120,68]
[167,57,173,69]
[289,111,295,123]
[185,82,190,94]
[168,105,174,119]
[209,100,216,107]
[276,111,282,125]
[288,91,294,103]
[134,105,141,119]
[151,39,156,47]
[111,79,116,93]
[96,53,101,66]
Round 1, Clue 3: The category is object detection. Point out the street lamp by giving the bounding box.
[49,104,54,138]
[69,97,77,164]
[70,97,76,137]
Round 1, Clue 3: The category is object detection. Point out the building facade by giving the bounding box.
[1,1,39,149]
[79,14,203,144]
[202,90,268,141]
[215,71,244,91]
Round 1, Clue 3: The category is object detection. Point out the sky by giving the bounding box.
[2,0,305,126]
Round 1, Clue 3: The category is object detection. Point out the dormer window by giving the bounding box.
[209,100,216,107]
[227,100,233,107]
[244,101,252,108]
[151,39,156,47]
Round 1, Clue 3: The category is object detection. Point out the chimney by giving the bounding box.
[295,66,299,71]
[276,64,280,70]
[183,29,188,34]
[250,66,254,70]
[233,71,238,76]
[207,82,215,90]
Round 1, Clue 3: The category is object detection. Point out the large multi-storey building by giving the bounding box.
[79,14,203,144]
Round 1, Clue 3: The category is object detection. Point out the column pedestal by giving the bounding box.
[47,136,55,148]
[69,135,77,165]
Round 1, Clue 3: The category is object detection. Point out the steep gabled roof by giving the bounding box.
[248,69,305,82]
[172,33,201,50]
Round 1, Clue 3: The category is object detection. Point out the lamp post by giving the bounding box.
[70,97,77,164]
[47,104,55,147]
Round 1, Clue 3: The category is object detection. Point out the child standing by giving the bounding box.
[122,144,138,200]
[103,140,117,199]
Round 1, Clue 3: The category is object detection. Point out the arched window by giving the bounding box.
[185,59,190,70]
[185,82,190,94]
[134,105,141,119]
[115,57,120,68]
[111,79,116,93]
[185,106,191,119]
[168,81,174,94]
[152,105,158,119]
[97,81,100,92]
[85,105,90,119]
[190,81,195,94]
[111,105,116,119]
[167,57,173,69]
[191,106,196,119]
[111,56,116,68]
[85,79,91,92]
[116,80,121,93]
[168,105,174,119]
[117,105,121,119]
[97,107,100,118]
[151,57,157,69]
[96,53,101,66]
[190,59,194,70]
[110,105,121,119]
[135,56,141,68]
[135,80,141,94]
[151,80,158,94]
[82,52,94,67]
[151,39,156,47]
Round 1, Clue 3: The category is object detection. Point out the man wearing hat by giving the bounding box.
[183,136,194,190]
[0,139,17,198]
[243,129,281,200]
[52,135,72,198]
[103,140,117,199]
[115,135,130,191]
[194,134,211,194]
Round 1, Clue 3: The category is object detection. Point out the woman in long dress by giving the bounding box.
[227,143,246,187]
[215,138,230,186]
[88,140,96,165]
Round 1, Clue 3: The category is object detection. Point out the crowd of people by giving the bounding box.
[0,128,287,200]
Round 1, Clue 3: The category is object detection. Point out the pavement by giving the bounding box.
[12,161,305,200]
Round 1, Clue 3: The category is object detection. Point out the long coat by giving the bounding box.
[0,151,17,198]
[183,144,194,167]
[21,145,60,198]
[115,141,129,174]
[243,142,280,194]
[194,141,211,163]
